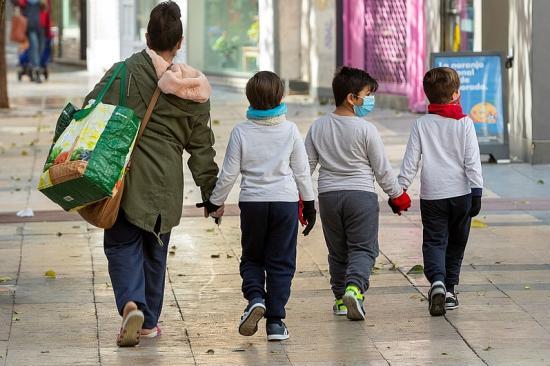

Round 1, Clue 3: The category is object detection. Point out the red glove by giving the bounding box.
[298,196,307,226]
[389,190,411,215]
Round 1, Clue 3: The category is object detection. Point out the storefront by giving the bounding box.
[186,0,260,77]
[50,0,87,64]
[340,0,482,112]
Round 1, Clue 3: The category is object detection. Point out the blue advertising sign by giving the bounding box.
[432,54,505,145]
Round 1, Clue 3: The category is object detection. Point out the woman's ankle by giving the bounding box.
[122,301,138,318]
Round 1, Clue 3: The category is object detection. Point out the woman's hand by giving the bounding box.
[210,205,225,225]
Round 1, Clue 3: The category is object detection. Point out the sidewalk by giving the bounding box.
[1,67,550,365]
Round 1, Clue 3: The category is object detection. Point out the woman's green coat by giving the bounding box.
[85,50,219,233]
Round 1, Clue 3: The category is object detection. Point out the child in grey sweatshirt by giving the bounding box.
[305,67,410,321]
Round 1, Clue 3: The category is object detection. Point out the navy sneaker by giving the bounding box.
[238,298,266,336]
[428,281,446,316]
[266,321,289,341]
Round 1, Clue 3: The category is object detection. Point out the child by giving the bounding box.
[305,66,410,321]
[398,67,483,316]
[201,71,316,341]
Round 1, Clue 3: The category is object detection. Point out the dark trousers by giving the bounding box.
[104,211,171,329]
[421,194,472,286]
[239,201,298,320]
[319,191,379,299]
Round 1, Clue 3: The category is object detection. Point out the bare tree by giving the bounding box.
[0,0,9,109]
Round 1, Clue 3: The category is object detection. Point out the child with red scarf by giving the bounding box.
[397,67,483,317]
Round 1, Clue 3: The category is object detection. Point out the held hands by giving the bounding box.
[388,190,411,216]
[196,200,224,225]
[299,200,317,236]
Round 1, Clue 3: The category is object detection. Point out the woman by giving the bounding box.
[84,1,218,347]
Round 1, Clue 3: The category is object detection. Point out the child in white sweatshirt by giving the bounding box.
[200,71,316,341]
[398,67,483,316]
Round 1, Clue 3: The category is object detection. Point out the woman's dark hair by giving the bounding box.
[332,66,378,106]
[246,71,285,110]
[146,1,183,52]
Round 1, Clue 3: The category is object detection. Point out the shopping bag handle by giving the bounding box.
[74,62,127,121]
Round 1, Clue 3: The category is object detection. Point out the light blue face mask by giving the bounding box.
[353,95,375,117]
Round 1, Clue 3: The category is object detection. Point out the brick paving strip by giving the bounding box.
[0,198,548,224]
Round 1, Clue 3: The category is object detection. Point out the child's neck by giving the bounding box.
[334,105,356,117]
[157,50,175,64]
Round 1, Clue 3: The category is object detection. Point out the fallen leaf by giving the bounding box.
[226,254,234,258]
[169,250,176,256]
[407,264,424,275]
[483,346,492,351]
[471,219,488,228]
[537,179,544,185]
[177,273,184,277]
[232,348,245,352]
[21,150,28,156]
[524,285,531,289]
[211,254,220,258]
[105,282,111,288]
[56,232,63,237]
[390,263,398,271]
[0,276,12,283]
[12,316,20,321]
[206,228,215,233]
[171,245,177,250]
[40,350,49,354]
[441,352,448,355]
[44,269,57,279]
[212,119,221,125]
[206,349,215,354]
[495,261,502,264]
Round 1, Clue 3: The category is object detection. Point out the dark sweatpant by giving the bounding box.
[319,190,379,299]
[239,201,298,320]
[421,194,472,287]
[104,211,171,329]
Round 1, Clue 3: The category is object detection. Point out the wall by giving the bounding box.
[86,1,121,74]
[531,0,550,163]
[507,0,532,162]
[308,0,336,98]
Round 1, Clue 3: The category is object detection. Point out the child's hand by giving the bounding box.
[298,197,307,226]
[196,200,221,218]
[210,205,225,225]
[301,200,316,236]
[389,190,411,216]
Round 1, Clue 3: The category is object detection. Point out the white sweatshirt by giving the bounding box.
[209,118,315,205]
[398,114,483,200]
[304,113,402,198]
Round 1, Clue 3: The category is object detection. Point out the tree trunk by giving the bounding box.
[0,0,10,109]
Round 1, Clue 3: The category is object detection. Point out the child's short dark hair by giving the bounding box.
[246,71,284,110]
[332,66,378,106]
[146,1,183,52]
[423,67,461,104]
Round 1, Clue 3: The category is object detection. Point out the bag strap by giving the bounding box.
[128,87,161,166]
[74,62,125,121]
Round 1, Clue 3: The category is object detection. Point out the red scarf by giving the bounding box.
[428,103,467,120]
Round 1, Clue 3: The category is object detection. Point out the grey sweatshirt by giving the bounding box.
[305,113,402,198]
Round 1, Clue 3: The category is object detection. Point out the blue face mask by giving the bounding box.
[353,95,375,117]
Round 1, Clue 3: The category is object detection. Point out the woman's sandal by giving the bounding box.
[117,309,145,347]
[140,325,161,339]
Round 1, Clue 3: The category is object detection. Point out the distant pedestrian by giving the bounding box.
[84,1,218,347]
[12,0,45,82]
[200,71,316,341]
[305,66,411,321]
[398,67,483,316]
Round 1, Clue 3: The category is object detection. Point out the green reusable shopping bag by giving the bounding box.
[38,62,141,211]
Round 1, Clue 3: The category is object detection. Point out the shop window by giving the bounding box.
[441,0,481,52]
[203,0,259,74]
[136,0,157,42]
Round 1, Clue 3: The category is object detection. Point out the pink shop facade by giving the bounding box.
[341,0,427,112]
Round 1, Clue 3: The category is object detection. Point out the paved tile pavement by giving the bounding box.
[1,68,550,365]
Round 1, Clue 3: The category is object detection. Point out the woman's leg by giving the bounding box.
[141,229,171,329]
[103,212,147,317]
